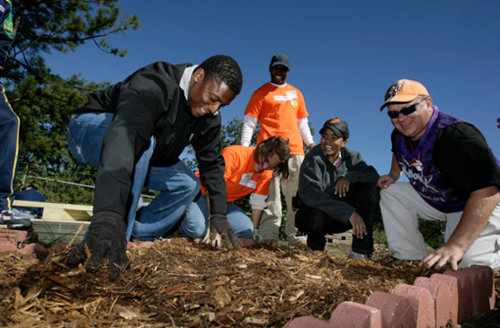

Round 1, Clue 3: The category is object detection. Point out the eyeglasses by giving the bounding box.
[271,66,289,73]
[387,98,426,119]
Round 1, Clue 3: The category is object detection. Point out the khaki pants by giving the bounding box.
[380,182,500,269]
[258,154,306,244]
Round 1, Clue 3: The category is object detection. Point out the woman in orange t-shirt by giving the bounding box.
[181,137,290,239]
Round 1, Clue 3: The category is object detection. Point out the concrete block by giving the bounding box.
[286,316,331,328]
[414,277,453,328]
[392,284,434,328]
[329,301,382,328]
[463,265,495,314]
[444,270,473,322]
[366,291,413,327]
[430,273,459,324]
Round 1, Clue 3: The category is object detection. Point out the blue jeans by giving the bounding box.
[182,193,254,239]
[68,113,200,241]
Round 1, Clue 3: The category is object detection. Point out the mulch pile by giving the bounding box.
[0,238,498,327]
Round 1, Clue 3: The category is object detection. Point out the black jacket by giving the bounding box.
[76,62,227,217]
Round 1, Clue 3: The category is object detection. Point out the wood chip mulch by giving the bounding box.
[0,238,498,327]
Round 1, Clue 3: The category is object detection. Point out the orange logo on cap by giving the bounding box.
[329,118,341,124]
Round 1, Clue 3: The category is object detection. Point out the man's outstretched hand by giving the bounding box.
[208,214,242,249]
[67,211,129,280]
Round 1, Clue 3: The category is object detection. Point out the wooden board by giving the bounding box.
[13,200,93,221]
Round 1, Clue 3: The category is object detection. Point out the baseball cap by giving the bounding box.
[379,79,430,111]
[320,118,349,139]
[270,53,290,69]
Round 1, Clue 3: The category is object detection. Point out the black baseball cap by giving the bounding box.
[270,53,290,69]
[320,118,349,139]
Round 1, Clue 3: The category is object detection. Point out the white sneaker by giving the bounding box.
[348,250,370,261]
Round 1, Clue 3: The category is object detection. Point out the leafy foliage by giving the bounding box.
[8,0,140,83]
[4,1,139,203]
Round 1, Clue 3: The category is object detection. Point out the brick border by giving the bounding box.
[288,265,496,328]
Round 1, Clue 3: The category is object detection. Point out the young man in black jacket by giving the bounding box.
[67,55,243,279]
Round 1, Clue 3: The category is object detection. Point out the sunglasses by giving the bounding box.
[387,98,426,119]
[271,66,289,73]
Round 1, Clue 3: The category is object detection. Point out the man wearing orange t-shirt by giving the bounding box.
[241,53,315,246]
[182,137,290,239]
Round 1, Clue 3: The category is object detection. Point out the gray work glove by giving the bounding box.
[207,214,242,249]
[67,211,129,280]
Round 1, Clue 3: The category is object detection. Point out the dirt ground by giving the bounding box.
[0,239,498,327]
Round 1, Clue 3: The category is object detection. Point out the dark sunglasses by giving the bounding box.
[387,98,426,119]
[271,66,289,73]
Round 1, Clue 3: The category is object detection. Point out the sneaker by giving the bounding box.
[292,239,308,248]
[0,210,33,231]
[348,250,370,261]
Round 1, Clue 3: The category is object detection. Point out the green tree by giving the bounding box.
[4,1,139,203]
[8,0,139,83]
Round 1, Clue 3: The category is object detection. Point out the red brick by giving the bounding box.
[137,241,155,248]
[286,316,331,328]
[366,291,413,327]
[430,273,459,324]
[443,270,473,322]
[0,241,18,252]
[240,238,256,247]
[329,301,382,328]
[462,265,495,314]
[0,229,28,244]
[414,277,453,327]
[51,242,68,252]
[126,241,137,249]
[392,284,434,328]
[18,243,46,254]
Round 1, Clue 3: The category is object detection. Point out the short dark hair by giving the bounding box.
[198,55,243,95]
[254,136,290,179]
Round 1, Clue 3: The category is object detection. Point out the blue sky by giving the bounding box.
[44,0,500,177]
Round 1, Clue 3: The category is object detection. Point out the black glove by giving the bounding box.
[209,214,242,249]
[67,211,129,280]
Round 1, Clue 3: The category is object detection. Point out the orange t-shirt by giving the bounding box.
[244,82,309,155]
[198,145,273,203]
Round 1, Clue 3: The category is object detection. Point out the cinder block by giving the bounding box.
[366,291,413,327]
[430,273,459,324]
[392,284,434,328]
[329,301,382,328]
[463,265,495,314]
[444,270,473,322]
[414,277,453,327]
[286,316,331,328]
